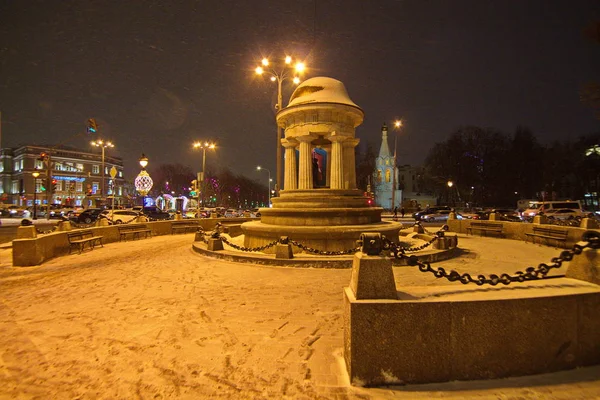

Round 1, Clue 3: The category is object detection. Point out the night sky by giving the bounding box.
[1,0,599,182]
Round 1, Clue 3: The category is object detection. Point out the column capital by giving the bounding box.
[281,138,298,148]
[327,134,348,143]
[296,134,316,143]
[343,138,360,147]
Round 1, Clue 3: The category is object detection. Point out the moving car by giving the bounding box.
[420,210,463,222]
[545,208,584,221]
[413,206,451,221]
[139,206,171,221]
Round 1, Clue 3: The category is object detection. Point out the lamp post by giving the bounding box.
[90,139,114,201]
[255,55,307,194]
[391,120,403,211]
[135,154,153,205]
[32,170,40,220]
[256,166,272,207]
[193,141,216,208]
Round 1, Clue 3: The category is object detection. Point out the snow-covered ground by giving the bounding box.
[0,233,599,399]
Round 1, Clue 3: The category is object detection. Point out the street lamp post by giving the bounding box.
[32,170,40,220]
[391,120,403,211]
[256,166,271,207]
[90,139,114,202]
[193,141,216,208]
[255,56,306,194]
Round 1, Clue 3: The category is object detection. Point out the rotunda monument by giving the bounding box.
[242,77,402,252]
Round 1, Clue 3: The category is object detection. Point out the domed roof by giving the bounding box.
[287,77,360,108]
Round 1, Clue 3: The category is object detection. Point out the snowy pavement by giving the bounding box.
[0,233,599,399]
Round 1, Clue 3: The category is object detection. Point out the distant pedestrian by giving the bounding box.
[400,207,405,218]
[393,206,398,219]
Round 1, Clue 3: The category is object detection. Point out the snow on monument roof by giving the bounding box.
[287,77,360,108]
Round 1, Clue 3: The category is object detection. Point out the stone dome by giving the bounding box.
[287,77,360,108]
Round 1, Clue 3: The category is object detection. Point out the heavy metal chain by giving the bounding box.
[289,239,360,256]
[219,235,279,252]
[387,230,600,286]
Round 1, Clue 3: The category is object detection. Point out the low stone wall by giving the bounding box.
[447,216,599,248]
[343,247,600,386]
[11,217,252,267]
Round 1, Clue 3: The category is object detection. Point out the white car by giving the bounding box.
[102,210,140,224]
[544,208,584,220]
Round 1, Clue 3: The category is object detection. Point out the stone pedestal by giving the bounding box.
[566,248,599,285]
[194,231,204,242]
[275,243,294,259]
[207,238,223,251]
[16,226,37,239]
[97,218,110,226]
[58,221,72,231]
[413,223,425,234]
[533,214,547,224]
[349,252,397,300]
[580,218,599,229]
[175,213,183,221]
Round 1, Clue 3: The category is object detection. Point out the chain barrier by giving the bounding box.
[35,225,59,235]
[289,239,361,256]
[220,235,280,252]
[384,230,600,286]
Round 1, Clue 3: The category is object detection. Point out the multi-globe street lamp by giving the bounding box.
[193,141,216,207]
[90,139,114,199]
[256,165,272,207]
[32,170,40,220]
[255,55,307,194]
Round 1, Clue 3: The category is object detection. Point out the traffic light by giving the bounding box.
[52,179,58,192]
[190,180,197,196]
[38,152,48,163]
[87,118,98,134]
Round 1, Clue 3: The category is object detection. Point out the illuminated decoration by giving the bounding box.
[135,153,153,196]
[135,170,153,196]
[585,144,600,157]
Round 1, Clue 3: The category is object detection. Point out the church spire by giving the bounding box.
[378,123,392,158]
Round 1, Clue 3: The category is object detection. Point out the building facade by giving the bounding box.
[0,145,126,208]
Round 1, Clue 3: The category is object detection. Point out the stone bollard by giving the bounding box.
[566,233,599,285]
[175,211,183,221]
[489,212,499,221]
[194,230,204,242]
[413,222,425,234]
[97,217,110,226]
[580,217,599,230]
[211,212,218,218]
[533,214,547,224]
[275,237,293,259]
[137,215,149,223]
[349,233,397,300]
[16,225,37,239]
[207,237,224,251]
[58,220,72,231]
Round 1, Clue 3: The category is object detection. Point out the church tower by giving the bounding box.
[374,123,401,210]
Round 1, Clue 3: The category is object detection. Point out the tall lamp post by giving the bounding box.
[256,166,272,207]
[193,141,216,208]
[90,139,114,200]
[391,120,403,211]
[255,56,307,194]
[135,154,153,205]
[32,170,40,220]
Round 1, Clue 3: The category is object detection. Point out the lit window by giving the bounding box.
[92,165,99,174]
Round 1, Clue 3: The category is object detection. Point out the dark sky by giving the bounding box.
[1,0,599,181]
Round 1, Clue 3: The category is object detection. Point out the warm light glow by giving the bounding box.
[292,77,300,84]
[193,141,216,150]
[32,171,40,178]
[257,166,262,171]
[261,58,269,66]
[295,62,305,73]
[270,76,276,82]
[285,56,292,64]
[447,181,454,188]
[255,66,263,75]
[139,153,149,169]
[91,139,114,148]
[394,120,403,129]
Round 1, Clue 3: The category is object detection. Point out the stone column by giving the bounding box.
[282,139,298,190]
[343,138,360,189]
[297,135,315,190]
[328,133,347,189]
[324,145,332,188]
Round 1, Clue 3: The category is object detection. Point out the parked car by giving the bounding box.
[7,205,31,218]
[421,210,463,222]
[102,209,140,224]
[69,208,104,224]
[545,208,584,221]
[140,206,171,221]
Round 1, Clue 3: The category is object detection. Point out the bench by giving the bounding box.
[525,226,568,247]
[171,220,202,234]
[466,221,504,236]
[117,224,152,241]
[67,230,104,254]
